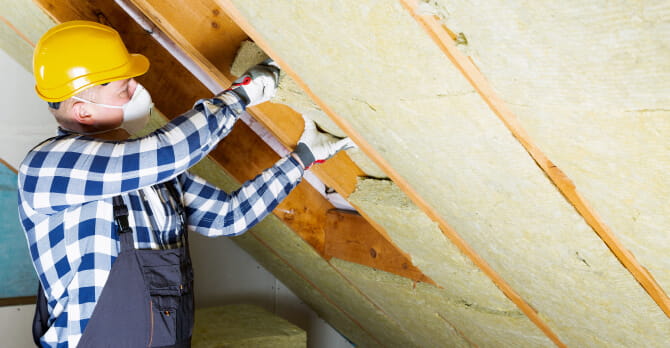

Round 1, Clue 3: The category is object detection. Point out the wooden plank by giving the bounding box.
[0,296,36,306]
[127,0,364,197]
[216,1,566,347]
[325,210,432,284]
[125,0,434,282]
[398,0,670,320]
[121,0,242,84]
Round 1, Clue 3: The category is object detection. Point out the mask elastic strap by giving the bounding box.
[71,96,124,109]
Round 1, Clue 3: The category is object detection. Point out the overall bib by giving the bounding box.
[33,182,195,347]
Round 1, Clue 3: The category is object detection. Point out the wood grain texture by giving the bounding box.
[324,210,433,284]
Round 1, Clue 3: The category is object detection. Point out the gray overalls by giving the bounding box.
[33,181,195,347]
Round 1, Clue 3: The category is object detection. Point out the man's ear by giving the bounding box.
[71,101,94,125]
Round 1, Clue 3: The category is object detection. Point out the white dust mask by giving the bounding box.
[72,83,153,135]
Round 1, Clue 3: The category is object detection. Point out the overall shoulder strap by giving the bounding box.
[164,179,189,247]
[112,195,135,251]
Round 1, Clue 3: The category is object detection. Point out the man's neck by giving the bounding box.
[59,126,131,141]
[90,128,131,141]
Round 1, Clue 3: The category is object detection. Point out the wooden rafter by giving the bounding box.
[216,1,567,347]
[398,0,670,319]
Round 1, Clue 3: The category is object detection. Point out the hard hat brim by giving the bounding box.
[36,53,150,102]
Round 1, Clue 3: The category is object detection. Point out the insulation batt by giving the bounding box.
[429,0,670,296]
[231,40,388,178]
[232,38,552,347]
[192,305,306,347]
[230,0,670,346]
[349,178,552,347]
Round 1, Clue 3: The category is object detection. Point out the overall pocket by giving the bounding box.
[140,249,194,347]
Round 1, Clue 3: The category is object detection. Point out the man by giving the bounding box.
[19,20,353,347]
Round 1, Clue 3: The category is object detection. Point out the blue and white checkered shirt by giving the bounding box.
[17,91,304,347]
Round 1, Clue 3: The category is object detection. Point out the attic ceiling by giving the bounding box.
[2,0,669,346]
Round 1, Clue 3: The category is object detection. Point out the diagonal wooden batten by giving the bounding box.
[398,0,670,320]
[124,0,435,285]
[123,0,364,197]
[217,1,567,347]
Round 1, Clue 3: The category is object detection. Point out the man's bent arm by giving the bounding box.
[181,156,304,237]
[18,91,246,214]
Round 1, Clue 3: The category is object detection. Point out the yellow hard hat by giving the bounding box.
[33,20,150,102]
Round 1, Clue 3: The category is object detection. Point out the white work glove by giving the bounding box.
[292,115,356,169]
[227,59,280,107]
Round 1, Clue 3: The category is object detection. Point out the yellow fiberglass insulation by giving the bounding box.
[349,177,552,347]
[229,1,670,346]
[231,40,387,178]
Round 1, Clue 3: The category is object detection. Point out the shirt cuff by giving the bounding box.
[216,90,249,110]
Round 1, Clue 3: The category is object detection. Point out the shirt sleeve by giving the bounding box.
[18,91,246,214]
[180,155,304,237]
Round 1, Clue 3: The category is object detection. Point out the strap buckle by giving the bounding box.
[112,196,132,234]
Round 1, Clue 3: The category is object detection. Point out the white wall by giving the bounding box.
[0,305,35,347]
[0,47,53,348]
[190,233,354,347]
[0,48,56,170]
[0,48,352,347]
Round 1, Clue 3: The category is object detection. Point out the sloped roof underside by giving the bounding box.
[3,0,669,346]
